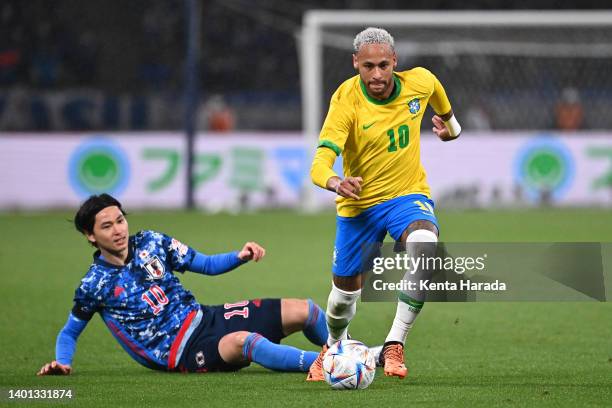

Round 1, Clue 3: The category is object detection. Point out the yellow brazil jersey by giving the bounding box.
[310,67,452,217]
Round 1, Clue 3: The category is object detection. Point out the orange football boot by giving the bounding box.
[306,344,328,382]
[382,343,408,378]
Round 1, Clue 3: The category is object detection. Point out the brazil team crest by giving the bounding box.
[408,98,421,114]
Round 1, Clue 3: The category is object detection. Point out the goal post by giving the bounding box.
[299,10,612,211]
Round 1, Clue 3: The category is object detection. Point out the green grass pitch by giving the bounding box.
[1,209,611,407]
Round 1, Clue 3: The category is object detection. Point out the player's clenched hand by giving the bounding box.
[333,176,363,200]
[238,242,266,262]
[36,360,71,376]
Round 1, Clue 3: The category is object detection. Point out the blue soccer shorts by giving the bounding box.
[332,194,439,277]
[178,299,283,372]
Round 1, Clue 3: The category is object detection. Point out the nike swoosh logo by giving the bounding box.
[362,122,376,130]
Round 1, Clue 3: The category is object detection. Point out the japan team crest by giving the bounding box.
[408,98,421,114]
[144,256,165,280]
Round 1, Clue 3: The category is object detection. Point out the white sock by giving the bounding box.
[385,229,437,344]
[385,299,422,344]
[325,283,361,346]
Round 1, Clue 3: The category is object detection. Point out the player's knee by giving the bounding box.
[326,284,360,320]
[280,298,309,329]
[286,298,309,322]
[406,229,438,243]
[230,331,251,349]
[219,331,252,365]
[405,229,438,257]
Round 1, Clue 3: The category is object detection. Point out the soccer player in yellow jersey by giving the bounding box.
[307,27,461,381]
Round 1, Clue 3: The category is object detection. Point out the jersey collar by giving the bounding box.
[92,236,135,269]
[359,73,401,105]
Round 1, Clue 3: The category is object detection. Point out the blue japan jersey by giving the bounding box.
[72,230,200,370]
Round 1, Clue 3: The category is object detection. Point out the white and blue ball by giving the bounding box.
[322,339,376,390]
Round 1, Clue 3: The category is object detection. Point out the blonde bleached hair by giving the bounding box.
[353,27,395,53]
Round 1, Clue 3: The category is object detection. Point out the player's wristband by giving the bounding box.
[443,115,462,137]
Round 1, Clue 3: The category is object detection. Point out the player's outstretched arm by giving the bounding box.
[37,360,71,376]
[36,313,88,376]
[186,242,266,276]
[432,110,461,142]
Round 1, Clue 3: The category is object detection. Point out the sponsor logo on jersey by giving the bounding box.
[362,121,376,130]
[408,98,421,114]
[170,238,189,256]
[144,256,165,280]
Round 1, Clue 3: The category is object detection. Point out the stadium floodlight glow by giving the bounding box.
[299,10,612,211]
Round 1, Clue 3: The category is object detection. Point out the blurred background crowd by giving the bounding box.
[2,0,611,132]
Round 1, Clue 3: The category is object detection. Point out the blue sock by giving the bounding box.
[243,333,318,372]
[303,299,328,346]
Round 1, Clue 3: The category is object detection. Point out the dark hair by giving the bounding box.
[74,194,126,235]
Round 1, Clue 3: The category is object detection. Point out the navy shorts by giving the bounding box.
[178,299,284,373]
[333,194,439,277]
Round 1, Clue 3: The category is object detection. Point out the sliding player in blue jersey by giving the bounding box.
[37,194,329,375]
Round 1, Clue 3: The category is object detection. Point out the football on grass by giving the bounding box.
[322,339,376,390]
